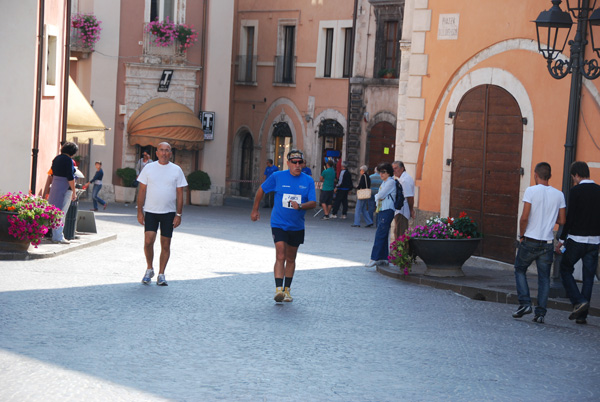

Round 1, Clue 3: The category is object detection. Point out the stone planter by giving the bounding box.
[0,211,30,252]
[409,237,481,277]
[114,185,136,203]
[190,190,211,206]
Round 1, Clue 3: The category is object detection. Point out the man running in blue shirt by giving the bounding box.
[251,150,317,302]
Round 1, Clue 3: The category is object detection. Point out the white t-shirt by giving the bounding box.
[523,184,566,241]
[396,171,415,219]
[137,161,188,214]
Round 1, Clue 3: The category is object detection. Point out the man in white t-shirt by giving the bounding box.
[513,162,566,323]
[137,142,188,286]
[390,161,415,243]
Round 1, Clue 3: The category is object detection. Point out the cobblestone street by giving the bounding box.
[1,200,599,401]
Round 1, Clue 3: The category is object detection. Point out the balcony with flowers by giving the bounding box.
[142,18,199,65]
[70,13,102,57]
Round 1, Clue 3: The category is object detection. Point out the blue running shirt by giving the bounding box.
[261,171,317,231]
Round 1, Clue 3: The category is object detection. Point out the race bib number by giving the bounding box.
[282,193,301,209]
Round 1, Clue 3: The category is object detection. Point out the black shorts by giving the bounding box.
[144,212,176,238]
[272,227,305,247]
[319,190,334,205]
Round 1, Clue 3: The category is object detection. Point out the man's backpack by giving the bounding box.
[388,178,405,210]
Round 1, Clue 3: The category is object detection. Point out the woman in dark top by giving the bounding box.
[47,142,78,244]
[86,161,107,211]
[352,165,374,228]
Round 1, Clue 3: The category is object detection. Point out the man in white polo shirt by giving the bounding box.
[137,142,188,286]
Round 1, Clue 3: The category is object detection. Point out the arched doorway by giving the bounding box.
[240,133,254,197]
[368,121,396,170]
[449,85,523,263]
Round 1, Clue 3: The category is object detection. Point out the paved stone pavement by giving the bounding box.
[1,199,599,401]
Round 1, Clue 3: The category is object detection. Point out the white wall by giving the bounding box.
[0,1,38,193]
[202,0,234,196]
[88,0,120,185]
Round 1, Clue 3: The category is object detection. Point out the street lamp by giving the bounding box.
[533,0,600,295]
[534,0,600,196]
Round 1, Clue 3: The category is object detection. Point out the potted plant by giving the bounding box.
[0,192,63,251]
[377,68,397,79]
[71,13,102,51]
[146,17,178,47]
[114,167,137,203]
[389,212,482,277]
[187,170,211,206]
[175,23,199,53]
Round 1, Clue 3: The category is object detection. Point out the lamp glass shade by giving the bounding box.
[534,4,573,59]
[566,0,598,18]
[589,7,600,57]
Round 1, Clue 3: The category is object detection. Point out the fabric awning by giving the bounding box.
[127,98,204,151]
[66,76,109,145]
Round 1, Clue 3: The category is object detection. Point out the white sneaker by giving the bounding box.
[331,214,338,219]
[365,260,377,267]
[142,269,154,285]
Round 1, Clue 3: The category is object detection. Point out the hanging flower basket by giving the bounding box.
[71,13,102,51]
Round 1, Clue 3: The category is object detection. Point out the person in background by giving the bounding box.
[301,160,312,177]
[262,159,279,208]
[135,149,152,185]
[513,162,566,324]
[390,161,415,243]
[352,165,373,228]
[47,142,79,244]
[369,167,382,226]
[319,160,336,220]
[557,161,600,324]
[331,161,353,219]
[366,163,396,267]
[85,161,107,211]
[251,150,317,303]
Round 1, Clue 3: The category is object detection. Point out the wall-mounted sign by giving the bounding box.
[438,14,460,40]
[158,70,174,92]
[201,111,215,140]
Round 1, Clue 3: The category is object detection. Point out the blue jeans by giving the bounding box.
[514,240,554,316]
[91,184,106,210]
[370,209,394,261]
[560,239,599,319]
[353,198,373,226]
[367,196,376,226]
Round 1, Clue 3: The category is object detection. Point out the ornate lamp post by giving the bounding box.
[534,0,600,196]
[534,0,600,295]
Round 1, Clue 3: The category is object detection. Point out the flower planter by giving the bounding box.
[0,211,30,252]
[190,190,211,206]
[409,237,481,277]
[114,185,136,203]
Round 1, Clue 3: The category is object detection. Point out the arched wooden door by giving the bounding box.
[450,85,523,263]
[368,121,396,171]
[240,133,253,198]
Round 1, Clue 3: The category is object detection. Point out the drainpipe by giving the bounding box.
[195,0,209,172]
[345,0,359,169]
[60,0,72,144]
[31,0,46,193]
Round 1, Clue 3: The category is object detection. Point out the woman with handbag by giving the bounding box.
[352,165,374,228]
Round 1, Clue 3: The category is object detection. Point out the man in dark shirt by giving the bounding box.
[556,161,600,324]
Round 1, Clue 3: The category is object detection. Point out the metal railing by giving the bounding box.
[273,55,296,84]
[234,55,258,84]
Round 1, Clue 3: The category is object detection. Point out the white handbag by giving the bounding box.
[357,188,372,200]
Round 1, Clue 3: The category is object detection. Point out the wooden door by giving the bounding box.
[450,85,523,263]
[368,122,396,171]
